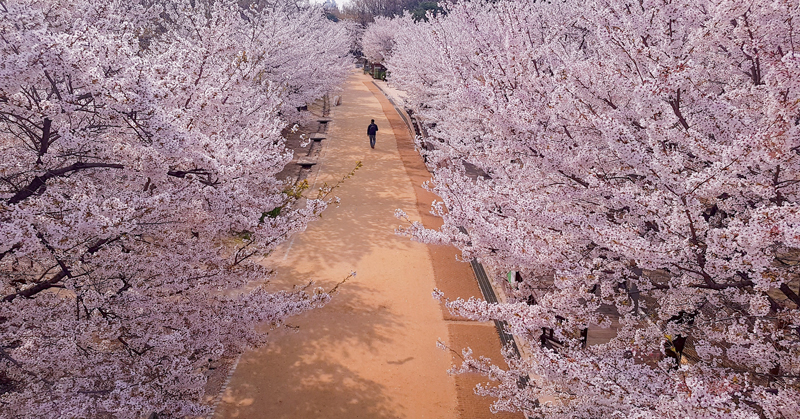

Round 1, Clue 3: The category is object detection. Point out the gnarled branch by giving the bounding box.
[7,162,124,205]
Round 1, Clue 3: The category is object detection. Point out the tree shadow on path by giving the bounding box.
[217,273,406,419]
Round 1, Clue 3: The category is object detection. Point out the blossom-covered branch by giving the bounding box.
[383,0,800,416]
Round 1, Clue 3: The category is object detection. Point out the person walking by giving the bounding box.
[367,119,378,149]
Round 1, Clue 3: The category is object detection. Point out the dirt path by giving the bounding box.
[215,72,520,419]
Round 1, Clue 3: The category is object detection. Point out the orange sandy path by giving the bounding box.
[215,72,521,419]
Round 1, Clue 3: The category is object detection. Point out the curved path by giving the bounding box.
[215,72,520,419]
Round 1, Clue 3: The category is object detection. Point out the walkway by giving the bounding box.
[215,72,520,419]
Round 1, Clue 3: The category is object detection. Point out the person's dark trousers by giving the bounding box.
[369,134,376,148]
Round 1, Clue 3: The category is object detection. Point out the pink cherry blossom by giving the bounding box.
[383,0,800,416]
[0,0,351,416]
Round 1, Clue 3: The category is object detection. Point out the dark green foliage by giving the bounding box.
[410,1,441,22]
[260,206,283,223]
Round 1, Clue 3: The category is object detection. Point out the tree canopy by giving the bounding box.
[380,0,800,416]
[0,0,351,416]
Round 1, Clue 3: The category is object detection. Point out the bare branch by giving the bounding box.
[667,89,690,130]
[7,162,124,205]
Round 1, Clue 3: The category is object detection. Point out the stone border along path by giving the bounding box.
[213,71,522,419]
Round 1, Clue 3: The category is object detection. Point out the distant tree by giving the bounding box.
[0,0,350,417]
[322,0,339,21]
[387,0,800,417]
[362,15,411,64]
[342,0,434,24]
[410,1,440,22]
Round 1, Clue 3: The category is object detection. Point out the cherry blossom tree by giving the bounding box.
[0,0,350,417]
[386,0,800,417]
[362,15,410,65]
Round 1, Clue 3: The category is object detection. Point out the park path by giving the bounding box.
[215,71,520,419]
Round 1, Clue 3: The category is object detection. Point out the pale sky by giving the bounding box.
[310,0,351,8]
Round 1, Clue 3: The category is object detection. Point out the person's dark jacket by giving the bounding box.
[367,123,378,136]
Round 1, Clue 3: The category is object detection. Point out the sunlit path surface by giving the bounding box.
[215,71,460,418]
